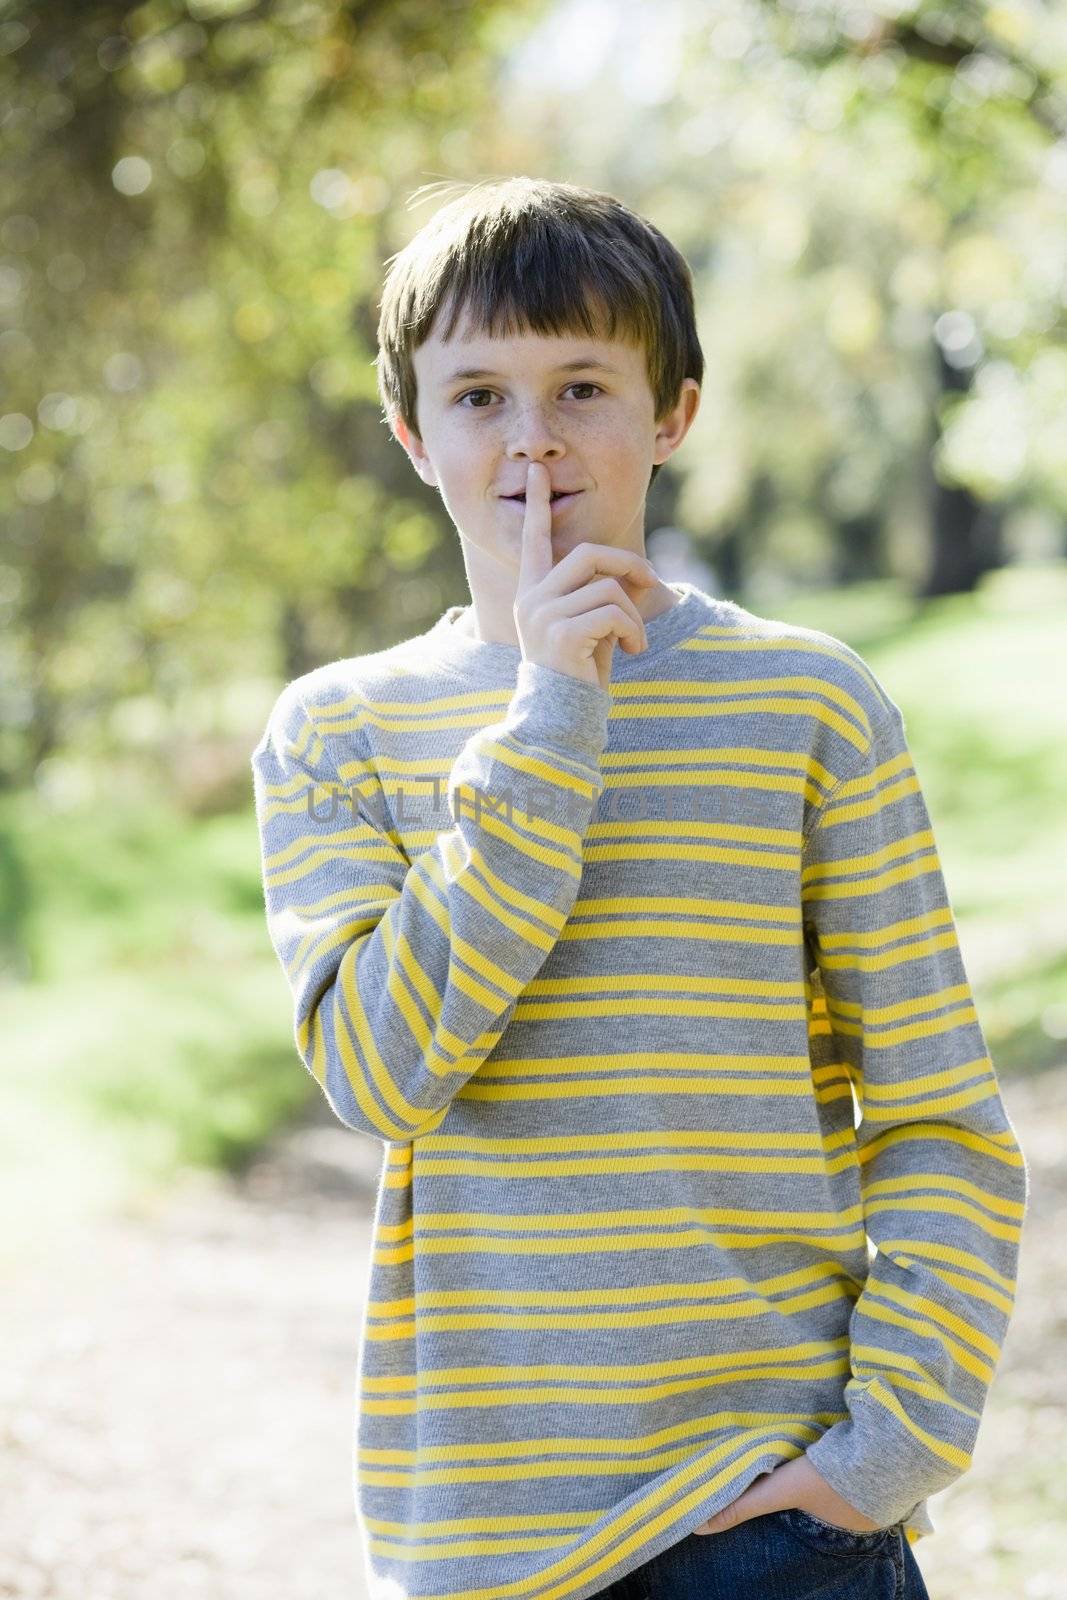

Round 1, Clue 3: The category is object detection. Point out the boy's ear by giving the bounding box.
[390,411,439,490]
[651,378,701,467]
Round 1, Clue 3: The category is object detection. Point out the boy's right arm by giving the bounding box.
[250,660,610,1142]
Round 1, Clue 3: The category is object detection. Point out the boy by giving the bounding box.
[250,176,1028,1600]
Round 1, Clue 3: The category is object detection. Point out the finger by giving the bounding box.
[692,1471,781,1536]
[692,1497,752,1537]
[619,564,659,598]
[560,602,647,657]
[515,461,554,596]
[543,539,658,602]
[550,576,648,651]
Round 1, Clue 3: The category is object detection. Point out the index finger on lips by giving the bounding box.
[515,462,554,595]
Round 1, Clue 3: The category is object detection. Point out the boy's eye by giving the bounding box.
[456,382,602,408]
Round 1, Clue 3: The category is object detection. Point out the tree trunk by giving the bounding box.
[919,339,1006,598]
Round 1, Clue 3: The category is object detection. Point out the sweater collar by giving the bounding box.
[415,581,716,681]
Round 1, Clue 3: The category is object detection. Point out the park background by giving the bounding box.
[2,0,1065,1595]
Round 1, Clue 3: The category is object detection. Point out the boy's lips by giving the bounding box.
[500,490,583,514]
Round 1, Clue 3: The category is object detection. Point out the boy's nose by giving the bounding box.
[504,412,567,456]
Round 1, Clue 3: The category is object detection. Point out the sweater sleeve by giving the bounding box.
[250,657,610,1143]
[799,703,1030,1528]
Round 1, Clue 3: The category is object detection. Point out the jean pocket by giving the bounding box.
[777,1506,895,1555]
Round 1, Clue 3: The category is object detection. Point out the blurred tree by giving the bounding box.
[778,0,1064,595]
[487,0,1067,601]
[0,0,541,789]
[2,0,1065,798]
[922,338,1007,596]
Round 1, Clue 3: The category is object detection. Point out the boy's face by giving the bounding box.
[391,298,700,585]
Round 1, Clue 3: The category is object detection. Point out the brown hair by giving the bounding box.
[374,175,704,489]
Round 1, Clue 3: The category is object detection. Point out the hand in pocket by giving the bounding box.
[692,1455,884,1536]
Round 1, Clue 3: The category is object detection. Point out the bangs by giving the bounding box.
[375,177,703,481]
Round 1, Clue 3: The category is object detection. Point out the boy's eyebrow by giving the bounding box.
[439,357,624,387]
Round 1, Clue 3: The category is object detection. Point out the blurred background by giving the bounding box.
[2,0,1065,1595]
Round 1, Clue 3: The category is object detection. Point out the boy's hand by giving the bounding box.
[690,1456,886,1536]
[513,460,658,692]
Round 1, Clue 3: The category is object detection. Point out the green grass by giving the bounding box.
[768,559,1067,1076]
[0,794,315,1257]
[3,560,1065,1251]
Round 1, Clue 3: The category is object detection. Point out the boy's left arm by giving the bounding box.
[789,700,1030,1529]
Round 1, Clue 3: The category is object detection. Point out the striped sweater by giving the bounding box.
[250,580,1028,1600]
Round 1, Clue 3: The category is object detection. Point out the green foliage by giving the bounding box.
[3,0,1066,794]
[1,788,315,1204]
[770,561,1067,1076]
[2,2,1065,1236]
[0,0,545,787]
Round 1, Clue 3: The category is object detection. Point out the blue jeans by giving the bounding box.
[591,1509,932,1598]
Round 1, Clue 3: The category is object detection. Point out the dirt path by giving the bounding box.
[2,1072,1062,1600]
[1,1095,380,1600]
